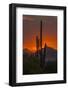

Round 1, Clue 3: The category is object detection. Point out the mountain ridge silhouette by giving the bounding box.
[23,45,57,62]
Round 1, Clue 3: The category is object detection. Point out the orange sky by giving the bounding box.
[23,15,57,52]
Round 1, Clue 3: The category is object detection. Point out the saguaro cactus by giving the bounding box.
[40,20,43,67]
[40,20,46,68]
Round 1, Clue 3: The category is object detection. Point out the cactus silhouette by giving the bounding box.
[40,20,43,67]
[40,20,46,68]
[35,20,46,68]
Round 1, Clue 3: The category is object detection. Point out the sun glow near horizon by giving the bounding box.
[23,15,57,52]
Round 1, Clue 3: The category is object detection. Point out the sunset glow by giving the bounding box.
[23,15,57,52]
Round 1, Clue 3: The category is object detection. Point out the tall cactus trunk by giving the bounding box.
[40,20,43,67]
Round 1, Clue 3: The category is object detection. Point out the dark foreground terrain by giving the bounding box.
[23,56,57,75]
[23,46,57,75]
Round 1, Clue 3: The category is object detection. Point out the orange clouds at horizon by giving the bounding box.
[23,34,57,52]
[23,39,57,53]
